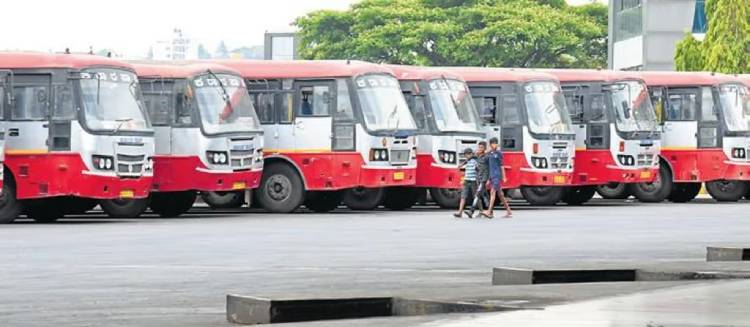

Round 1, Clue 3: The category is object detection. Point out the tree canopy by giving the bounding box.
[675,0,750,73]
[294,0,608,68]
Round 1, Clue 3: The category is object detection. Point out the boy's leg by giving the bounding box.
[498,188,512,217]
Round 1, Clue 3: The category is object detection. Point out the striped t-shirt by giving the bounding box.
[464,158,478,181]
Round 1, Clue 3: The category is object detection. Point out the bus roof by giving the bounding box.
[386,65,465,82]
[738,74,750,86]
[129,61,238,79]
[542,69,644,83]
[443,67,558,83]
[210,60,395,79]
[0,52,135,71]
[636,71,742,87]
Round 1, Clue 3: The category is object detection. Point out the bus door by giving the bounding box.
[49,73,76,151]
[293,80,335,185]
[140,78,174,187]
[697,86,720,149]
[6,74,52,153]
[662,87,699,149]
[0,70,9,143]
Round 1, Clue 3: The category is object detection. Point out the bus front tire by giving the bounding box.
[667,183,702,203]
[304,191,343,213]
[520,186,563,206]
[383,187,419,210]
[561,186,596,205]
[342,187,384,211]
[429,188,461,209]
[100,198,149,218]
[201,191,245,209]
[257,164,304,213]
[630,164,672,203]
[596,183,631,199]
[0,182,22,224]
[150,191,197,217]
[706,180,747,202]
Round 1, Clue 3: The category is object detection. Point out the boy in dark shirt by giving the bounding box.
[468,141,489,217]
[481,137,513,218]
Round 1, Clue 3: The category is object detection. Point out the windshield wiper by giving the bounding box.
[112,118,133,135]
[387,104,401,135]
[206,69,233,120]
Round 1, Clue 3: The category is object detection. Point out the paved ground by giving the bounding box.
[1,198,749,326]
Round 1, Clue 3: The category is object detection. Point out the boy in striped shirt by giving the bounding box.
[454,148,478,218]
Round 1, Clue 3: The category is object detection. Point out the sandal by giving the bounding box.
[464,210,474,219]
[453,213,462,218]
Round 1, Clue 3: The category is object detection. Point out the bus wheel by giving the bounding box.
[706,180,747,202]
[746,183,750,200]
[100,198,149,218]
[383,187,419,211]
[304,191,343,213]
[63,197,99,215]
[150,191,197,217]
[429,188,461,209]
[596,183,631,199]
[630,164,672,203]
[561,186,596,205]
[201,191,245,209]
[0,182,22,224]
[667,183,702,203]
[342,187,384,210]
[520,186,563,206]
[23,198,63,223]
[257,164,304,213]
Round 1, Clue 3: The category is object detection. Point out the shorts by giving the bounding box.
[461,180,477,200]
[489,177,502,191]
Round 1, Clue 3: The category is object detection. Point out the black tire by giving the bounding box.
[630,164,672,203]
[100,198,149,218]
[705,180,747,202]
[342,187,384,210]
[745,183,750,200]
[304,191,343,213]
[23,198,63,223]
[383,187,419,210]
[596,183,631,199]
[561,186,596,205]
[62,197,98,215]
[520,186,563,206]
[429,187,461,209]
[0,181,22,224]
[149,191,197,217]
[200,191,245,209]
[257,163,305,213]
[667,183,702,203]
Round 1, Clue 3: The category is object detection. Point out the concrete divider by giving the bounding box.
[707,247,750,261]
[492,267,750,285]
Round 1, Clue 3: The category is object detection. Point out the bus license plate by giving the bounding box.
[640,171,652,179]
[232,182,246,190]
[393,172,405,181]
[553,175,566,184]
[119,190,135,198]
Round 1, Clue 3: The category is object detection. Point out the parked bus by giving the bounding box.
[388,65,484,208]
[448,67,575,205]
[0,52,154,223]
[130,62,264,217]
[635,71,750,202]
[216,60,418,213]
[546,69,661,204]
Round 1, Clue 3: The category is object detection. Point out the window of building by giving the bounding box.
[613,0,643,42]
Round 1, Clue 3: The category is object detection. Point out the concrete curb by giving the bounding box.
[707,246,750,261]
[492,267,750,285]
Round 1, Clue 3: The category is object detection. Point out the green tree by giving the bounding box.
[295,0,608,68]
[675,0,750,73]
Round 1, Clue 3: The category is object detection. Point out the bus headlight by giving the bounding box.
[438,150,457,164]
[207,151,229,165]
[145,157,154,171]
[92,155,114,171]
[531,156,548,169]
[731,147,746,159]
[617,155,635,166]
[369,149,389,162]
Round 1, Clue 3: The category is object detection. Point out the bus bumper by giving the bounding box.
[414,154,461,189]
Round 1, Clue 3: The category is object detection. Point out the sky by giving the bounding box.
[0,0,604,58]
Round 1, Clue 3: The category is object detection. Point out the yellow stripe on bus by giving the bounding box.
[660,146,698,151]
[264,148,332,154]
[5,149,49,155]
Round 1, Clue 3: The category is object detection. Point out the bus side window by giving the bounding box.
[140,81,171,126]
[406,94,429,132]
[590,94,606,122]
[700,87,717,121]
[174,85,194,126]
[252,92,275,124]
[0,86,5,118]
[12,85,49,120]
[298,85,331,117]
[564,94,584,123]
[53,84,76,120]
[650,89,664,124]
[666,92,697,121]
[500,94,521,126]
[473,97,496,125]
[279,92,294,123]
[335,79,354,121]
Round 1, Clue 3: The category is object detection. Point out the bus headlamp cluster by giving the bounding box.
[370,149,389,161]
[207,151,229,165]
[731,147,747,159]
[531,156,548,169]
[145,157,154,171]
[617,155,635,166]
[92,155,114,171]
[438,150,457,164]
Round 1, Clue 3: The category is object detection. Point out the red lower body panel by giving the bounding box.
[503,151,573,188]
[662,149,750,182]
[571,149,658,186]
[152,156,262,192]
[415,154,461,189]
[6,153,152,200]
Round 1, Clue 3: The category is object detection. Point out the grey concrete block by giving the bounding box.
[707,247,749,262]
[492,267,534,285]
[492,267,636,285]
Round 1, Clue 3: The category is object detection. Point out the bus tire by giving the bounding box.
[0,181,22,224]
[201,191,245,209]
[257,163,304,213]
[23,198,63,223]
[429,188,461,209]
[304,191,343,213]
[342,187,384,210]
[520,186,563,206]
[596,183,631,199]
[561,186,596,205]
[705,180,747,202]
[667,183,702,203]
[630,164,672,203]
[150,191,197,217]
[63,197,99,215]
[745,183,750,200]
[383,187,419,211]
[100,198,149,218]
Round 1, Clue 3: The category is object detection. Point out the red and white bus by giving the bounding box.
[130,62,264,217]
[547,69,661,204]
[388,65,485,208]
[0,53,154,223]
[635,72,750,202]
[448,68,575,205]
[216,60,418,213]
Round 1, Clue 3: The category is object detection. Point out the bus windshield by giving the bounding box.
[355,74,417,132]
[427,79,483,133]
[80,69,150,132]
[192,73,261,135]
[719,84,750,132]
[610,81,658,133]
[523,81,573,135]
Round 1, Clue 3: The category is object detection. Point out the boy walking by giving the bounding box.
[454,148,478,218]
[480,137,513,219]
[469,141,489,216]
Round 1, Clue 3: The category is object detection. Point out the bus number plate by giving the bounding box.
[393,172,405,181]
[119,190,135,198]
[640,171,652,179]
[553,175,566,184]
[232,182,247,190]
